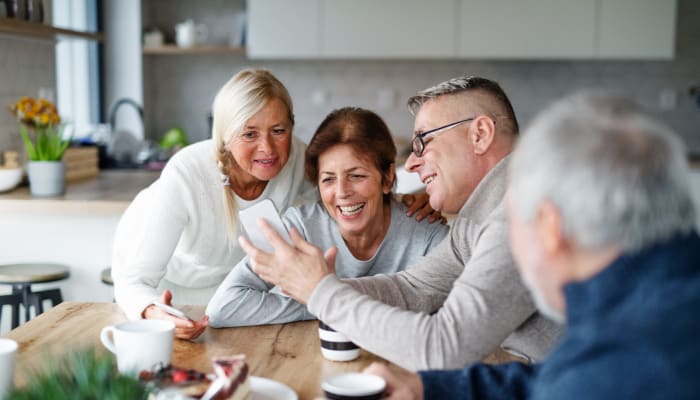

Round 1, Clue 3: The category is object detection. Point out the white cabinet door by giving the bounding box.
[597,0,676,59]
[247,0,321,58]
[458,0,596,59]
[322,0,456,58]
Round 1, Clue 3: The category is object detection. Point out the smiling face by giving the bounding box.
[404,95,481,214]
[318,144,392,238]
[225,97,292,185]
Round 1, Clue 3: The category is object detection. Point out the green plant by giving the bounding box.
[9,96,70,161]
[6,347,147,400]
[19,123,70,161]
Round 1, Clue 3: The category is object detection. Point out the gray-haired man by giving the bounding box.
[365,91,700,399]
[240,76,561,370]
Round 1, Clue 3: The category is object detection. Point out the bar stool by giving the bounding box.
[0,263,70,329]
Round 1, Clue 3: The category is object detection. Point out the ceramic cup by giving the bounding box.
[0,338,18,397]
[175,19,208,48]
[319,321,360,362]
[322,373,386,400]
[100,320,175,375]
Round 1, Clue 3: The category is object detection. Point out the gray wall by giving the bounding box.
[0,37,56,161]
[142,0,700,155]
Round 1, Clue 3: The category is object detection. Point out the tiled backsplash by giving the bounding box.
[0,37,56,161]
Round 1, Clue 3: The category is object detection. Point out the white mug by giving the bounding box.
[175,19,208,48]
[100,320,175,375]
[0,338,18,397]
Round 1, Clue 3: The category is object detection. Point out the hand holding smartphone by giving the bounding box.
[153,301,189,319]
[238,199,292,253]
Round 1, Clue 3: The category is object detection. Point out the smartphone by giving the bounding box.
[153,301,188,319]
[238,199,292,253]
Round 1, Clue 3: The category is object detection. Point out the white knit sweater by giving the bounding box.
[112,137,314,320]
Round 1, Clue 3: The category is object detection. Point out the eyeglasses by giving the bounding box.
[411,117,475,158]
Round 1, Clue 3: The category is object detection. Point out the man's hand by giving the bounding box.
[363,362,424,400]
[402,193,445,224]
[239,219,338,304]
[142,290,209,340]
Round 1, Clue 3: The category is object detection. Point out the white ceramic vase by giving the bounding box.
[27,160,65,197]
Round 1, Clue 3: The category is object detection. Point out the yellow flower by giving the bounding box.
[8,96,61,128]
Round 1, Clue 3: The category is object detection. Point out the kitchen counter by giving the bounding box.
[0,170,160,215]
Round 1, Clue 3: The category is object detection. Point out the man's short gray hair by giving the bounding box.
[408,76,519,134]
[509,91,696,253]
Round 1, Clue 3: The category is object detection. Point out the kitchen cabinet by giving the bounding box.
[322,0,455,59]
[247,0,321,59]
[246,0,677,60]
[457,0,596,59]
[597,0,676,59]
[0,17,103,41]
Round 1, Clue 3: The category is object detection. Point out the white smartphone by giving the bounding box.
[153,301,188,319]
[238,199,292,253]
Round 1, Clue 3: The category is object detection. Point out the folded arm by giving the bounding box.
[206,256,315,327]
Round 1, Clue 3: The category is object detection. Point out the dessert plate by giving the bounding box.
[251,376,298,400]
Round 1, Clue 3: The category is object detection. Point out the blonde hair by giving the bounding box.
[211,68,295,240]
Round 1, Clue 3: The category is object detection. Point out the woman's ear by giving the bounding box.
[383,163,396,194]
[471,116,496,155]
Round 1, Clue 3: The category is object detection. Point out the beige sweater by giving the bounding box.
[307,157,561,371]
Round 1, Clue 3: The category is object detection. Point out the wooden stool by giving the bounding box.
[101,268,113,286]
[0,263,70,328]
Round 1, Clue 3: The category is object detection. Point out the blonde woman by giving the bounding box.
[112,69,314,339]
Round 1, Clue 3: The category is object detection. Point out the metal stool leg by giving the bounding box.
[12,284,32,324]
[0,293,23,329]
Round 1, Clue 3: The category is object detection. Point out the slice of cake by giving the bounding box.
[139,364,211,398]
[211,355,251,400]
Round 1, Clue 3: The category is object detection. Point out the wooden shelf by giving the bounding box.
[0,17,103,41]
[143,44,246,55]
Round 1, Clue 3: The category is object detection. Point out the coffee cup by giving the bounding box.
[100,320,175,375]
[0,339,17,397]
[322,373,386,400]
[319,321,359,362]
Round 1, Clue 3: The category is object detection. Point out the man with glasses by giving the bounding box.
[240,76,561,370]
[362,92,700,399]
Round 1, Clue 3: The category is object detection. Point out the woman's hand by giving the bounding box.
[142,290,209,340]
[401,193,445,224]
[363,362,424,400]
[239,219,337,304]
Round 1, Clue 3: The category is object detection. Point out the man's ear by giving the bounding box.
[471,116,496,155]
[535,200,564,259]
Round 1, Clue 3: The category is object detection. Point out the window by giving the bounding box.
[53,0,101,139]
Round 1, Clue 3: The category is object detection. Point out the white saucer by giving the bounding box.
[251,376,298,400]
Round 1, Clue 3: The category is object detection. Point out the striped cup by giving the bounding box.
[319,321,360,362]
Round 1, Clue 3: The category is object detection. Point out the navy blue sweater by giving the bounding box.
[420,232,700,399]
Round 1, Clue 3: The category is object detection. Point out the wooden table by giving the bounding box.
[2,302,398,399]
[3,302,523,399]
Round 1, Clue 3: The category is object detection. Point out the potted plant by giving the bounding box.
[8,96,70,196]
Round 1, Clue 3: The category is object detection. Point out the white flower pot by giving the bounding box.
[27,161,65,197]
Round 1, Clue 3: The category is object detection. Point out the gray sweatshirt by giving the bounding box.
[206,198,449,327]
[306,157,562,371]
